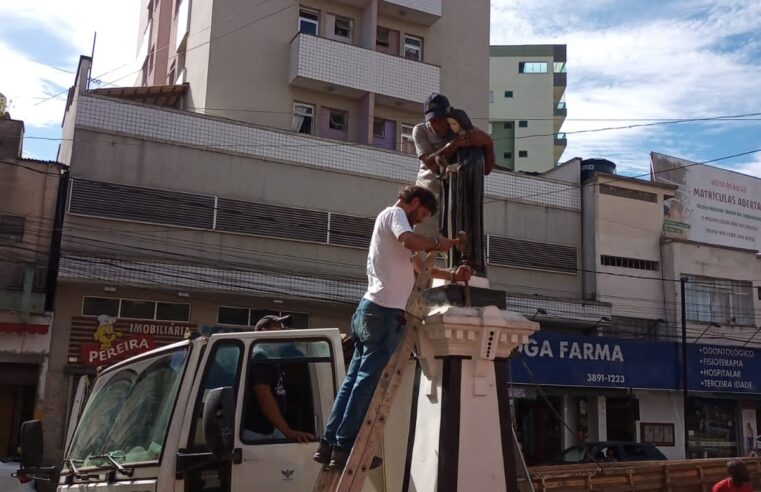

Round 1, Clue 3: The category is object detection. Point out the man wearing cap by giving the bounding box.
[243,314,314,443]
[313,185,471,470]
[413,92,495,246]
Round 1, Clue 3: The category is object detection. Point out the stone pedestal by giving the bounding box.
[406,302,538,492]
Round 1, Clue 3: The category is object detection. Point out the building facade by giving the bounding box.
[41,45,604,463]
[0,117,65,459]
[489,45,567,173]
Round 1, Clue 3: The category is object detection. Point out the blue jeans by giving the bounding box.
[324,298,406,450]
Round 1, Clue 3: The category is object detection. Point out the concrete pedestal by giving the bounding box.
[406,304,538,492]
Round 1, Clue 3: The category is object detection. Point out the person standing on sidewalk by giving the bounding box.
[313,185,471,469]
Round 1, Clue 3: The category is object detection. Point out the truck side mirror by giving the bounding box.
[203,387,235,455]
[20,420,44,468]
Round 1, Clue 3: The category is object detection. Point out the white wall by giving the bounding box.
[634,390,685,460]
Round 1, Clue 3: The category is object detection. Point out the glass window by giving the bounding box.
[189,342,243,449]
[373,118,385,138]
[504,90,513,98]
[83,297,120,317]
[686,397,738,458]
[503,152,512,159]
[156,302,190,322]
[518,150,528,158]
[684,275,754,326]
[241,339,334,444]
[329,110,347,131]
[287,312,310,329]
[553,61,567,73]
[503,122,513,129]
[0,215,25,242]
[120,299,157,320]
[519,61,548,73]
[376,26,390,47]
[334,15,351,38]
[67,347,189,465]
[218,306,250,326]
[400,124,415,155]
[557,445,585,463]
[298,8,319,35]
[293,103,314,134]
[518,120,528,128]
[403,35,423,61]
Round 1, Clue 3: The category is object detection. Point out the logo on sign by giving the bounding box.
[80,314,156,366]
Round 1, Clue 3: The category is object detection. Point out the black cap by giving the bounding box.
[424,93,451,122]
[254,314,291,331]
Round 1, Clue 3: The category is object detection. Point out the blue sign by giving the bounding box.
[506,332,761,394]
[688,344,760,393]
[508,332,680,391]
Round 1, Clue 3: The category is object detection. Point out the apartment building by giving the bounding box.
[137,0,488,154]
[489,45,567,173]
[0,117,65,459]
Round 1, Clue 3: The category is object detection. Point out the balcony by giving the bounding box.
[289,33,440,107]
[379,0,442,26]
[554,133,567,162]
[330,0,441,24]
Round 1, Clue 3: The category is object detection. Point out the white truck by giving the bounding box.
[17,328,395,492]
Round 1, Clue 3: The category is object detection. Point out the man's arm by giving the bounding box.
[412,254,472,282]
[398,231,459,253]
[253,384,314,443]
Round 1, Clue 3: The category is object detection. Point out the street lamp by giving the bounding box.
[680,277,689,459]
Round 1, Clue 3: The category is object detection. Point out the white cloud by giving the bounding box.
[0,0,140,128]
[731,153,761,178]
[491,0,761,173]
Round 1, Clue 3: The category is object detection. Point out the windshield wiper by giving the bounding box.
[86,454,135,478]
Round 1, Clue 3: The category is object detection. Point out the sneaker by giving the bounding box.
[329,446,383,470]
[313,439,333,465]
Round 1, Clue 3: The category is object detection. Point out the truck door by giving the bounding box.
[175,338,246,492]
[232,332,344,491]
[174,329,344,492]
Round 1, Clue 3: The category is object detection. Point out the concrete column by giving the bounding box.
[406,305,539,492]
[562,395,578,448]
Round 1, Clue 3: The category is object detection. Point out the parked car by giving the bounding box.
[551,441,668,465]
[0,459,34,492]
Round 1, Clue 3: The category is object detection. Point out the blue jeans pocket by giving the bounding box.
[357,311,387,344]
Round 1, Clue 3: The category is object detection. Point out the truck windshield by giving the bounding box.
[66,347,189,467]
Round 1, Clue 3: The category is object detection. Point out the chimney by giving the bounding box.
[0,118,24,160]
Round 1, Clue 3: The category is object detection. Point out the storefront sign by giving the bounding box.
[651,152,761,251]
[688,344,761,393]
[69,315,196,367]
[507,332,761,394]
[508,332,680,390]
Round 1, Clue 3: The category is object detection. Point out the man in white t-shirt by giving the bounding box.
[313,185,471,470]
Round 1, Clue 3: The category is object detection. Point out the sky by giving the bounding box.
[2,0,760,177]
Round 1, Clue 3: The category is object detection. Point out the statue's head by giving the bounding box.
[447,109,474,135]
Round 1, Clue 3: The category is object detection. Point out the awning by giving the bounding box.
[0,323,49,334]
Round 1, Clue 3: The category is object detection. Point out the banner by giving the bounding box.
[508,332,761,394]
[650,152,761,251]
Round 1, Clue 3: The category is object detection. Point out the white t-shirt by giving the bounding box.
[363,206,414,310]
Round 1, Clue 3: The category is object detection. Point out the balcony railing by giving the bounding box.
[289,33,440,104]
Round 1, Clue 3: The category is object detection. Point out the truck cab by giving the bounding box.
[22,328,347,491]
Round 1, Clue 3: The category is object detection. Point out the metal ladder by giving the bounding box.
[312,253,435,492]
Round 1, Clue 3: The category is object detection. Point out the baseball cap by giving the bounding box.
[424,93,451,122]
[254,314,291,331]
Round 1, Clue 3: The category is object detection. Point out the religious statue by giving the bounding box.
[428,108,493,276]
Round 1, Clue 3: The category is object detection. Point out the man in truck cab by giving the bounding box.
[242,314,314,443]
[313,185,471,470]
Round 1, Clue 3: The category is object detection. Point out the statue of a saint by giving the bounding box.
[413,94,494,277]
